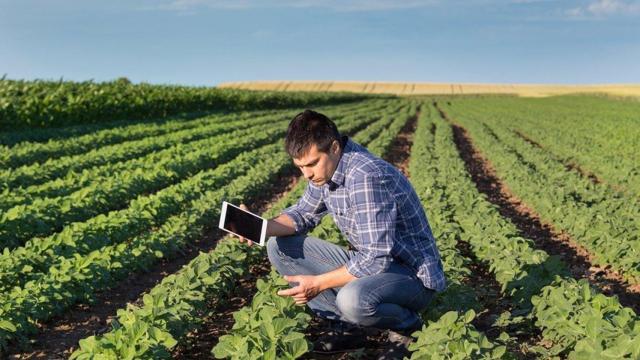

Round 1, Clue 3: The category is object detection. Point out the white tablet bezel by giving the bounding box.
[218,201,268,246]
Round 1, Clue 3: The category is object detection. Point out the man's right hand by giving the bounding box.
[230,203,254,246]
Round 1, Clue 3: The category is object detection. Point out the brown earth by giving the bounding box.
[300,107,421,359]
[5,167,301,360]
[435,103,640,315]
[171,173,302,359]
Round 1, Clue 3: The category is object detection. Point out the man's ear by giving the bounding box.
[331,139,340,154]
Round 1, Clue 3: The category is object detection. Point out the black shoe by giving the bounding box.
[312,320,368,354]
[377,320,424,360]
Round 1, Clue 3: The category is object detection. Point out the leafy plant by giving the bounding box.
[409,310,510,360]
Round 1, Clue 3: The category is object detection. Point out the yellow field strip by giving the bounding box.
[218,81,640,98]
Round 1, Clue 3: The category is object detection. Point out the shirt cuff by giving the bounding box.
[281,208,305,235]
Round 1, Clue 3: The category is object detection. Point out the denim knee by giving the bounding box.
[335,282,374,326]
[266,236,283,267]
[266,235,300,267]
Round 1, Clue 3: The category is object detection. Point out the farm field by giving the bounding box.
[218,81,640,98]
[0,80,639,359]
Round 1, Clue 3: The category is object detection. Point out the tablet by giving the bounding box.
[218,201,268,246]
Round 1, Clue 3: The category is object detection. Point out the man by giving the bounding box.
[236,109,446,358]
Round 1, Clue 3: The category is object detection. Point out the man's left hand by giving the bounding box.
[277,275,322,305]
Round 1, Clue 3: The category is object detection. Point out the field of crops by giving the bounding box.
[219,81,640,98]
[0,80,639,359]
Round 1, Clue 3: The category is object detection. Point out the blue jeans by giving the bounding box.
[266,234,435,331]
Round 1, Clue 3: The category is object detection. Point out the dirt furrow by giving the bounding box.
[383,109,418,177]
[6,167,301,360]
[436,104,640,315]
[173,111,395,358]
[302,108,421,360]
[512,129,603,185]
[5,106,388,359]
[171,172,302,359]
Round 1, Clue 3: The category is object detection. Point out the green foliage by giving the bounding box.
[211,101,417,359]
[445,95,640,198]
[0,121,287,249]
[443,98,640,284]
[0,78,372,130]
[212,271,311,360]
[69,239,249,359]
[531,278,640,359]
[407,106,509,358]
[409,310,510,360]
[54,100,401,358]
[434,99,640,357]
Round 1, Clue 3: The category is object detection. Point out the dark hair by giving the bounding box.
[285,109,341,158]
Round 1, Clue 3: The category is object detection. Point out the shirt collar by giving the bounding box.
[327,135,352,190]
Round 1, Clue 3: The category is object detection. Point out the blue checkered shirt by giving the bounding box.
[282,137,446,292]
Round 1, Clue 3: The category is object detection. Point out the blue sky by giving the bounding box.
[1,0,639,86]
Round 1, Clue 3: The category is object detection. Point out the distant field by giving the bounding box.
[1,80,639,359]
[218,80,640,98]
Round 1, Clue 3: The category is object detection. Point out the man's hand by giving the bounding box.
[229,203,254,246]
[277,275,322,305]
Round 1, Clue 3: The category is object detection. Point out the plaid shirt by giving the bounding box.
[282,137,446,292]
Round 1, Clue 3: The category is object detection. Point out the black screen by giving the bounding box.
[222,204,264,243]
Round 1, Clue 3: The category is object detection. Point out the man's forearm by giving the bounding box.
[316,265,357,291]
[266,213,297,237]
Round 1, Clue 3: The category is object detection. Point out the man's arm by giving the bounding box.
[234,182,327,245]
[231,207,297,245]
[280,183,328,235]
[266,213,297,237]
[277,173,397,304]
[316,265,356,290]
[277,265,356,305]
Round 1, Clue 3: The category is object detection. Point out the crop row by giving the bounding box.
[0,108,275,168]
[447,96,640,198]
[0,77,370,129]
[65,102,412,358]
[0,100,389,216]
[0,103,392,294]
[443,102,640,285]
[0,139,287,292]
[425,103,640,358]
[406,107,509,359]
[0,100,393,250]
[0,98,382,169]
[0,116,278,213]
[212,102,418,359]
[0,111,297,190]
[0,141,294,351]
[0,124,287,249]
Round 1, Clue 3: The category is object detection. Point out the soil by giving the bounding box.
[171,114,385,358]
[5,167,301,359]
[512,129,603,185]
[383,109,419,177]
[435,103,640,315]
[298,107,420,360]
[171,261,273,359]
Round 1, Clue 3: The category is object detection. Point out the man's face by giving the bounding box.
[292,140,341,186]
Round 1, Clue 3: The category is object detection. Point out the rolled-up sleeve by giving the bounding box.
[281,183,328,234]
[346,173,396,278]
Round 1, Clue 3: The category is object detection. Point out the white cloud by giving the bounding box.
[566,0,640,18]
[154,0,440,12]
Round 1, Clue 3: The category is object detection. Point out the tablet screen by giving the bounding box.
[220,203,265,244]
